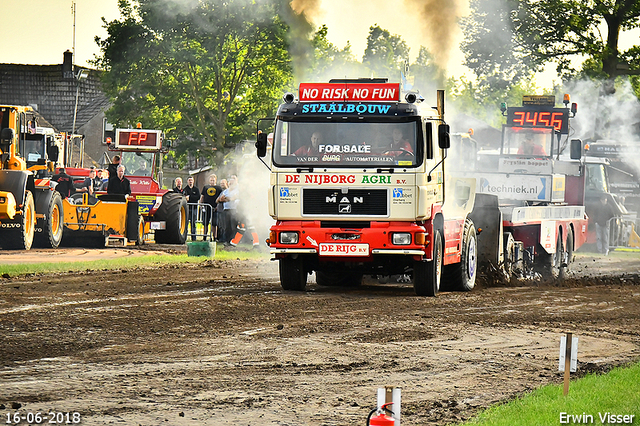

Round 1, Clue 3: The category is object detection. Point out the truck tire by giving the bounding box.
[316,270,363,287]
[2,190,36,250]
[566,227,574,265]
[34,191,63,249]
[536,234,564,280]
[154,193,187,244]
[414,230,442,296]
[280,255,307,291]
[443,220,477,291]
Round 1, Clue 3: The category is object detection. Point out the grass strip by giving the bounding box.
[0,247,268,277]
[459,362,640,426]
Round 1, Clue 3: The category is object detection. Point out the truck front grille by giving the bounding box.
[302,188,388,216]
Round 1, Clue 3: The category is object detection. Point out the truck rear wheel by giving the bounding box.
[2,190,35,250]
[536,234,565,280]
[316,270,363,287]
[414,230,442,296]
[154,193,187,244]
[443,220,477,291]
[280,256,307,291]
[34,191,63,249]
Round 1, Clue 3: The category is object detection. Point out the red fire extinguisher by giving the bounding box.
[366,402,395,426]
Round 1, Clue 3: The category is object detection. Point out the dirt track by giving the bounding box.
[1,250,639,425]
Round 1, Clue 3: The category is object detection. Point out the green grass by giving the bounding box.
[0,246,268,277]
[458,362,640,426]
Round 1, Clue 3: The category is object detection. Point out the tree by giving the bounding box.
[362,25,410,79]
[94,0,292,163]
[305,25,364,82]
[462,0,640,95]
[409,46,445,96]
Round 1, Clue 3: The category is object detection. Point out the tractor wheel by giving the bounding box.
[154,193,188,244]
[126,201,142,245]
[443,219,477,291]
[2,190,36,250]
[34,191,64,249]
[414,230,443,296]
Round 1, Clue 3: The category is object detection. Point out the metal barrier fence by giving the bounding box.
[186,202,216,241]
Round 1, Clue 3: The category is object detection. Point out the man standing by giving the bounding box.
[52,167,74,199]
[590,193,617,255]
[216,175,239,244]
[183,176,201,240]
[107,165,131,196]
[200,174,222,241]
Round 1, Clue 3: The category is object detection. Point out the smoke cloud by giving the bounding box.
[405,0,465,84]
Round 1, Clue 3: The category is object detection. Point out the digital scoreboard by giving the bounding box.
[114,129,162,150]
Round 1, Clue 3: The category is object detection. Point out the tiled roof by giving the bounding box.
[0,63,108,133]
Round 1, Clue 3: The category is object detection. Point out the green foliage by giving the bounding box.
[305,24,365,82]
[460,362,640,426]
[363,25,410,80]
[462,0,640,96]
[95,0,292,162]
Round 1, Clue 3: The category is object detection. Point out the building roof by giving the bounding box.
[0,62,108,133]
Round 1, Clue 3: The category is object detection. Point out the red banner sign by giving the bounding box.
[299,83,400,102]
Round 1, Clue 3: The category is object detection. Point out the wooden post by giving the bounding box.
[563,332,572,396]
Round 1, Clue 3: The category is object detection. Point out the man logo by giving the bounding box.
[280,187,290,197]
[393,188,403,197]
[339,204,352,214]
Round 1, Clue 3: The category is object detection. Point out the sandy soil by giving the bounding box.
[0,250,639,425]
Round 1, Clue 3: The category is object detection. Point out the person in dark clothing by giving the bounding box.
[172,177,184,194]
[52,167,74,198]
[200,173,223,241]
[183,176,201,240]
[107,165,131,196]
[107,155,121,193]
[589,193,617,255]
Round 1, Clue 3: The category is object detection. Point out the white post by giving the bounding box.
[377,386,401,425]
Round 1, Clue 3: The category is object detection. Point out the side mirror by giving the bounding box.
[256,132,268,158]
[438,124,450,149]
[570,139,582,160]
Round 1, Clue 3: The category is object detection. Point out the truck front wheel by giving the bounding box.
[280,255,307,291]
[414,230,443,296]
[2,191,36,250]
[443,220,477,291]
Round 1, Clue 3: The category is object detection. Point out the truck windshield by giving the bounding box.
[502,127,553,157]
[272,121,420,167]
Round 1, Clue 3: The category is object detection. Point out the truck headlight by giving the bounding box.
[392,233,412,245]
[279,231,299,244]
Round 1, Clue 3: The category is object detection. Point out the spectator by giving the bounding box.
[183,176,201,240]
[216,178,228,240]
[216,175,239,244]
[95,169,106,191]
[200,174,223,241]
[52,167,74,199]
[107,155,122,193]
[78,167,97,195]
[172,177,184,194]
[590,193,617,255]
[107,165,131,196]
